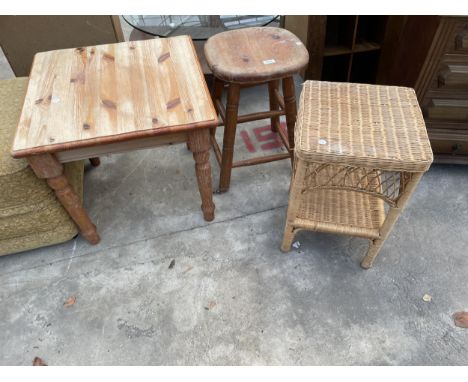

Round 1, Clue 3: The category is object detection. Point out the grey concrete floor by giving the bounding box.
[1,34,468,366]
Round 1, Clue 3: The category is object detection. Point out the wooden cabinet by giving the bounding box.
[285,15,468,164]
[378,16,468,164]
[282,16,390,83]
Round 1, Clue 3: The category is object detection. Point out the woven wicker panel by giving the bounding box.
[295,164,385,239]
[295,81,433,172]
[302,162,413,207]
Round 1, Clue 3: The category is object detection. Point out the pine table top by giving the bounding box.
[12,36,217,158]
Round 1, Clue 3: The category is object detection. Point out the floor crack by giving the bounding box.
[0,204,287,277]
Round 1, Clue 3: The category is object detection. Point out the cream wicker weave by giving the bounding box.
[282,81,433,268]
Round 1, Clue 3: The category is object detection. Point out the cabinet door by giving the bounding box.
[282,16,327,80]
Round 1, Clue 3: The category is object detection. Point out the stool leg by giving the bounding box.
[268,80,280,132]
[361,172,423,269]
[218,83,240,192]
[282,76,297,162]
[281,160,306,252]
[211,78,224,138]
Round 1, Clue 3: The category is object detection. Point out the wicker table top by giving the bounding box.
[295,81,433,172]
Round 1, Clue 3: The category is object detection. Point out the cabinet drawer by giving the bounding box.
[437,63,468,89]
[426,98,468,121]
[456,29,468,52]
[426,54,468,93]
[426,120,468,131]
[445,19,468,54]
[427,127,468,156]
[430,138,468,156]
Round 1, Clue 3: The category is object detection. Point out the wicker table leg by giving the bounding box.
[281,159,306,252]
[27,154,100,245]
[361,172,424,269]
[188,129,215,221]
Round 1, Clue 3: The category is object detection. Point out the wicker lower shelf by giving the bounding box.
[295,188,385,239]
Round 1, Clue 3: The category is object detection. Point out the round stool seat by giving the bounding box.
[204,27,309,83]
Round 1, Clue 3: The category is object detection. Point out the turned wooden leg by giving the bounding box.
[282,76,297,163]
[360,172,423,269]
[211,77,225,138]
[218,83,240,192]
[27,154,100,244]
[89,157,101,167]
[268,80,281,132]
[188,129,215,221]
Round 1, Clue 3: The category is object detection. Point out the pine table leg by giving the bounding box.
[188,129,215,221]
[211,77,224,138]
[89,157,101,167]
[27,154,100,244]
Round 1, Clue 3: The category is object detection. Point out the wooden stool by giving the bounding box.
[282,81,434,269]
[204,27,309,192]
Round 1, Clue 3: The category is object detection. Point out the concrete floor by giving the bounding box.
[1,28,467,366]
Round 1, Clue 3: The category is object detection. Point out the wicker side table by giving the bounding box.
[281,81,433,268]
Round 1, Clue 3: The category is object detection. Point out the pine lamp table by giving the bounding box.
[11,36,218,245]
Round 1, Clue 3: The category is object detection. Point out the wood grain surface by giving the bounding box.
[204,27,309,83]
[12,36,217,157]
